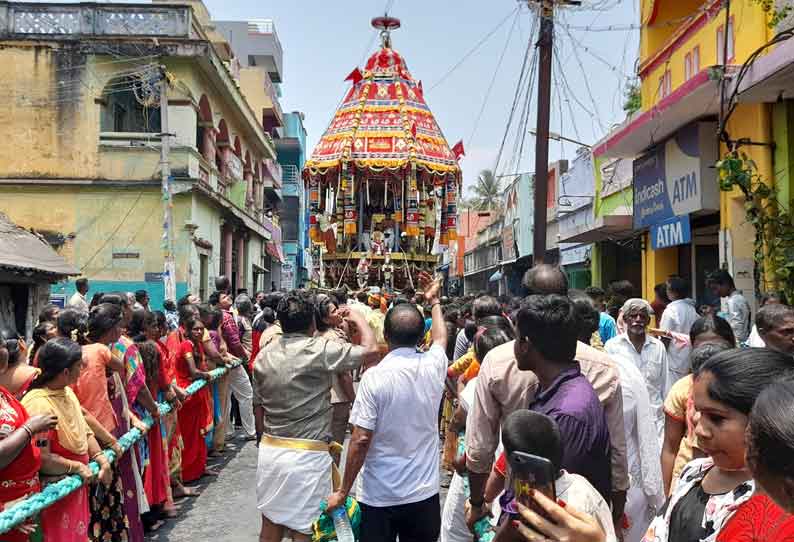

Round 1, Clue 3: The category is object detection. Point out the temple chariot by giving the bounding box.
[303,16,462,293]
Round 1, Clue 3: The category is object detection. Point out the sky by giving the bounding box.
[33,0,640,194]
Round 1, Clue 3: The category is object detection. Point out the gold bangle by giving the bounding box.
[66,463,73,474]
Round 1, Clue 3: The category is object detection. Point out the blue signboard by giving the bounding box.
[651,215,691,250]
[633,122,719,230]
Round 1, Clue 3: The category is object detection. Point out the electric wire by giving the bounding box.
[490,34,534,179]
[558,23,607,133]
[507,31,539,179]
[561,23,634,78]
[466,10,521,148]
[552,42,583,145]
[80,190,147,272]
[427,6,520,92]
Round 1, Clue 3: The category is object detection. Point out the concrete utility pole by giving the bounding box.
[160,67,176,302]
[530,0,579,264]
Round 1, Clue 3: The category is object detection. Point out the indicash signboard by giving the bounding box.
[633,121,719,230]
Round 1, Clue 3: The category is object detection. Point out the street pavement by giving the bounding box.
[145,437,260,542]
[145,434,452,542]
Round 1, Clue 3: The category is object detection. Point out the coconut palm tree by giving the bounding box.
[467,169,502,211]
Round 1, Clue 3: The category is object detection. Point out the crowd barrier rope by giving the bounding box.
[0,360,242,535]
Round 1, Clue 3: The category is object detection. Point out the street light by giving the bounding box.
[529,130,591,148]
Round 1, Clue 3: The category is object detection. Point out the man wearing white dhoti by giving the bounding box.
[252,290,379,542]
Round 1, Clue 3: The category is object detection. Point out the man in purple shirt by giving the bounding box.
[514,294,612,500]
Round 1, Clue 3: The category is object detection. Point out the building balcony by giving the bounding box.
[0,2,193,38]
[214,19,283,83]
[263,158,283,199]
[281,164,299,186]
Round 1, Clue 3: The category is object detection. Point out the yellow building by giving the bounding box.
[595,0,781,307]
[0,0,285,307]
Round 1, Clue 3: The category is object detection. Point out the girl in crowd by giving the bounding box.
[714,378,794,539]
[642,348,794,542]
[175,317,214,483]
[75,303,132,541]
[136,340,172,528]
[22,339,113,542]
[746,379,794,514]
[140,310,184,518]
[0,331,38,400]
[37,304,60,325]
[28,321,56,365]
[661,315,735,495]
[0,337,58,542]
[97,294,154,542]
[200,305,225,456]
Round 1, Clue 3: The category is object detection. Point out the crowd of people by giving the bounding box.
[2,264,794,542]
[0,276,259,541]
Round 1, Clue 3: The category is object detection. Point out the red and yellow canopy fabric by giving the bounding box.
[304,45,461,177]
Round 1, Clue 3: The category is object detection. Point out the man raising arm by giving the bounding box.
[327,274,446,542]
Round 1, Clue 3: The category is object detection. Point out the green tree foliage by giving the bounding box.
[717,152,794,301]
[466,169,502,211]
[623,81,641,115]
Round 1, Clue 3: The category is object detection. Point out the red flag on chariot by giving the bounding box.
[345,68,364,84]
[452,140,465,159]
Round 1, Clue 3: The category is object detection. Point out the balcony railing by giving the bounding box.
[263,159,283,189]
[226,153,243,183]
[0,2,191,37]
[247,19,283,61]
[282,164,299,185]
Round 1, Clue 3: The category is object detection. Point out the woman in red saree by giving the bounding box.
[175,318,214,483]
[0,338,59,542]
[21,338,113,542]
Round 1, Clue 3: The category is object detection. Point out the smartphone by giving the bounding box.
[507,451,556,510]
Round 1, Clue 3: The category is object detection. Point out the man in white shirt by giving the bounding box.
[605,298,670,440]
[67,278,90,312]
[710,269,751,343]
[659,276,699,385]
[326,272,447,541]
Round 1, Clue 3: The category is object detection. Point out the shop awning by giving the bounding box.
[0,213,78,277]
[252,263,269,274]
[489,270,503,283]
[265,241,285,264]
[557,214,635,244]
[592,69,724,159]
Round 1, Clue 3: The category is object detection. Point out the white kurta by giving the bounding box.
[605,334,670,440]
[611,355,664,542]
[658,299,699,385]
